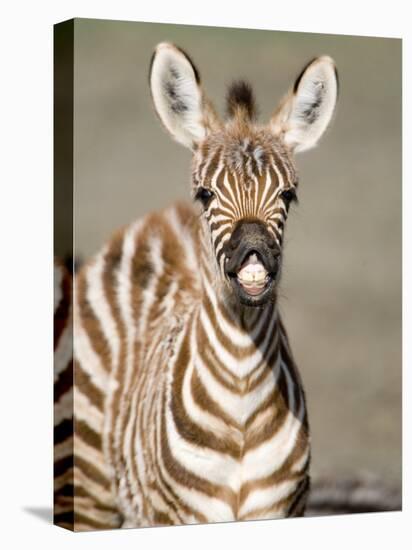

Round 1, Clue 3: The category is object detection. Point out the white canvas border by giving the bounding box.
[0,1,409,549]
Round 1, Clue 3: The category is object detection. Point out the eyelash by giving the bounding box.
[280,189,298,203]
[194,187,215,207]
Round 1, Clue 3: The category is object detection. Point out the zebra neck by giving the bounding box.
[194,268,280,381]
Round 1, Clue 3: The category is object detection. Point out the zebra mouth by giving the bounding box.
[226,251,276,305]
[236,252,271,296]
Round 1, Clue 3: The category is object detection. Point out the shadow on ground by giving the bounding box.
[23,507,53,524]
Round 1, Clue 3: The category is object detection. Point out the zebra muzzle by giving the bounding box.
[223,220,280,304]
[236,253,270,296]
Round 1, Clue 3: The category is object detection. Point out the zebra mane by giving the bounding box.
[226,80,257,122]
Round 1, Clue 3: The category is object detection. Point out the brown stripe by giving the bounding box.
[74,485,118,513]
[116,390,140,515]
[196,318,240,392]
[55,455,74,479]
[287,475,310,517]
[151,406,202,523]
[74,359,104,411]
[269,149,290,188]
[75,419,102,451]
[55,483,74,498]
[244,390,288,452]
[161,388,237,510]
[243,475,309,520]
[101,228,127,492]
[191,367,241,431]
[76,269,111,373]
[202,292,272,363]
[73,512,114,530]
[127,371,151,520]
[54,360,73,403]
[278,320,309,430]
[54,467,74,492]
[246,337,280,392]
[54,511,74,530]
[153,510,174,526]
[240,427,309,506]
[111,221,163,511]
[203,146,222,182]
[171,329,241,459]
[54,419,74,446]
[74,456,111,490]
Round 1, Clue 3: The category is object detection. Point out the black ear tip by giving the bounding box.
[293,57,319,94]
[148,48,157,85]
[293,56,339,101]
[148,42,201,85]
[334,66,340,98]
[173,45,201,84]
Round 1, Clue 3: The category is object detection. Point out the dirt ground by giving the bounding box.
[59,19,401,490]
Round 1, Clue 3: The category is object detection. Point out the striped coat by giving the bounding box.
[54,43,338,531]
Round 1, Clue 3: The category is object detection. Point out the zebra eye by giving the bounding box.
[194,187,214,207]
[280,189,297,203]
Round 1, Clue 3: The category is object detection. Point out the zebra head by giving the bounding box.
[150,43,338,307]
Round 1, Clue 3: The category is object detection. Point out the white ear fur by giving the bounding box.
[150,43,206,149]
[271,56,338,153]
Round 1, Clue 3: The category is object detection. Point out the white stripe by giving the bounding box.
[74,433,109,478]
[74,387,104,434]
[146,488,182,524]
[214,231,231,258]
[73,467,115,507]
[222,170,242,219]
[136,234,164,338]
[271,157,285,189]
[162,403,236,519]
[86,248,120,373]
[211,220,231,240]
[241,407,304,481]
[73,299,108,392]
[73,498,119,525]
[54,388,73,425]
[166,206,199,277]
[239,478,299,516]
[54,437,73,461]
[126,389,146,511]
[195,350,279,425]
[291,446,310,473]
[117,221,141,390]
[198,304,276,378]
[112,224,141,498]
[183,331,242,438]
[54,318,73,382]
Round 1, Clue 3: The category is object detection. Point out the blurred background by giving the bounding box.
[61,18,401,508]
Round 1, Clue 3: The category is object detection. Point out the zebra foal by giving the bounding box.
[54,43,338,530]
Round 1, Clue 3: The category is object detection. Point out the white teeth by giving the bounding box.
[237,255,268,285]
[238,270,267,284]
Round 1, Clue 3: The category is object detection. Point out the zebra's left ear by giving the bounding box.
[150,43,220,150]
[270,56,338,153]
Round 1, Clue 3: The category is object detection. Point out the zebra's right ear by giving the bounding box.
[270,56,338,153]
[149,43,219,150]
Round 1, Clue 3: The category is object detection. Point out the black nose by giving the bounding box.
[224,219,281,274]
